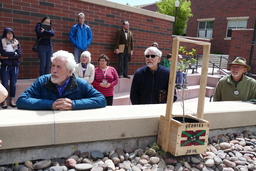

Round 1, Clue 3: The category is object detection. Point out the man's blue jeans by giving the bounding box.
[38,46,53,76]
[1,65,19,100]
[74,46,87,63]
[176,72,187,85]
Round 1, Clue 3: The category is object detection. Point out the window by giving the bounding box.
[226,19,247,37]
[198,21,214,38]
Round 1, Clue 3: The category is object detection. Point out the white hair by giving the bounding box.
[80,51,91,63]
[78,12,85,18]
[51,50,76,73]
[144,46,162,57]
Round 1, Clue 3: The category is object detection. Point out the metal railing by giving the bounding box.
[209,61,229,76]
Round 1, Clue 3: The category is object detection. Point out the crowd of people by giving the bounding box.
[1,12,256,149]
[0,11,256,110]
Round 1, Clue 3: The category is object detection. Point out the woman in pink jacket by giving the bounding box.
[92,54,119,105]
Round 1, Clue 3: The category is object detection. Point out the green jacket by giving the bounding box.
[161,58,172,69]
[213,75,256,101]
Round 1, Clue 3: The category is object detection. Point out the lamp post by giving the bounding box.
[173,0,180,35]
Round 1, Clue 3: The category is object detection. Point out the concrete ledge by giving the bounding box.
[1,102,256,164]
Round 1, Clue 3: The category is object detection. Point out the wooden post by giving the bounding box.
[197,44,211,118]
[161,37,180,151]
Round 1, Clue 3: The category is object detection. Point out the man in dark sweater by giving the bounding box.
[130,47,177,104]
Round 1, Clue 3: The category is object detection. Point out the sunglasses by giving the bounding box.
[145,55,157,58]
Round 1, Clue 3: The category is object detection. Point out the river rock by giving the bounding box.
[139,159,148,165]
[75,163,93,170]
[150,157,160,164]
[65,158,77,168]
[220,142,232,150]
[223,159,236,168]
[19,167,29,171]
[33,160,52,170]
[24,161,34,170]
[91,150,104,160]
[105,159,115,170]
[73,150,81,156]
[204,158,214,167]
[123,160,131,170]
[190,156,201,164]
[132,165,141,171]
[164,158,177,165]
[195,163,204,170]
[80,152,89,158]
[91,167,103,171]
[49,166,68,171]
[115,148,125,162]
[124,147,133,153]
[213,156,222,165]
[135,149,144,157]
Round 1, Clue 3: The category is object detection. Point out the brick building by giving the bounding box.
[141,0,256,72]
[0,0,174,79]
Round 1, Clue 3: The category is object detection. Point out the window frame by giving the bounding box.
[226,17,249,38]
[197,18,215,38]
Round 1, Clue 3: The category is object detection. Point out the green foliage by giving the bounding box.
[156,0,193,35]
[177,46,197,72]
[146,143,167,156]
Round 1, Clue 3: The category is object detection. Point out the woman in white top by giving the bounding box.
[74,51,95,85]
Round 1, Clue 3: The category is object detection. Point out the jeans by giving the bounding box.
[1,65,19,100]
[74,46,87,63]
[38,46,53,76]
[118,53,130,76]
[176,72,187,85]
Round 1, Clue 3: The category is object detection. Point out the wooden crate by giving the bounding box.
[157,37,211,156]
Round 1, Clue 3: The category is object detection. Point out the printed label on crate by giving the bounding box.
[180,130,206,147]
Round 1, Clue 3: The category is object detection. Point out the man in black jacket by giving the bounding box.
[130,47,177,104]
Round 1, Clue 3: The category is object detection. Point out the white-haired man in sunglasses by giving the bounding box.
[130,46,177,104]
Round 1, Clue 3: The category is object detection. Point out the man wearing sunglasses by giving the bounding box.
[213,57,256,101]
[130,46,177,104]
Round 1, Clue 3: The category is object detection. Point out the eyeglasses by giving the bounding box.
[231,65,243,69]
[145,55,157,58]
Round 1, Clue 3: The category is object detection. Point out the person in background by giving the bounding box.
[176,55,188,89]
[0,28,21,109]
[69,12,93,63]
[16,50,106,110]
[74,51,95,85]
[92,54,119,106]
[152,42,158,48]
[130,47,177,104]
[161,53,172,69]
[0,84,7,147]
[35,16,55,76]
[213,57,256,101]
[0,83,8,103]
[114,20,134,79]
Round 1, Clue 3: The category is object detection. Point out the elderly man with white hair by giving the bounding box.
[130,47,177,104]
[17,50,106,110]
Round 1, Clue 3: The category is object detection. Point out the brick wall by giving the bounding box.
[229,29,256,73]
[0,0,173,79]
[186,0,256,54]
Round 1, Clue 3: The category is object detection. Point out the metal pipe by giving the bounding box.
[248,19,256,74]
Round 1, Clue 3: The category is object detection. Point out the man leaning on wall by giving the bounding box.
[16,50,106,110]
[213,57,256,101]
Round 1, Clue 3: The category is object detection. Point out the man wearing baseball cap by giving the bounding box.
[213,57,256,101]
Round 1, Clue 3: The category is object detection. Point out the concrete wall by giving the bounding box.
[0,0,174,79]
[1,101,256,164]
